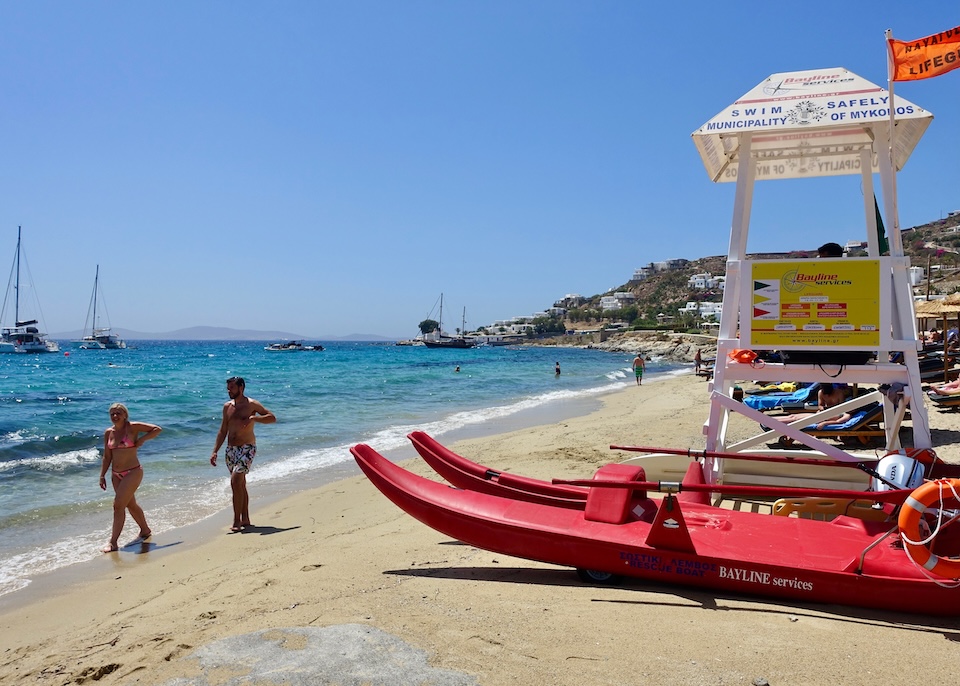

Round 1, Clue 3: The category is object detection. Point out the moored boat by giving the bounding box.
[78,265,126,350]
[264,340,323,351]
[422,294,476,349]
[0,227,59,354]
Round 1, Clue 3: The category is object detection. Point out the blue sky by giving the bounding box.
[0,2,957,338]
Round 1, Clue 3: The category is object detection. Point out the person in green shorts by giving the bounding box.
[632,353,645,386]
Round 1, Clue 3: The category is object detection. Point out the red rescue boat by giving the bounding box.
[352,442,960,616]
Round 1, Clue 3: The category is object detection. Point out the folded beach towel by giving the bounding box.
[744,381,799,395]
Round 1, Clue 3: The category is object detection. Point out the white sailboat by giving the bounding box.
[78,265,126,349]
[0,226,59,354]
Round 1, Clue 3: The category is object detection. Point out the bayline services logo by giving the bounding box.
[781,269,853,292]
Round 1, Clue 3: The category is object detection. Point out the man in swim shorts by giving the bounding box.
[211,376,276,532]
[632,353,645,386]
[225,443,256,474]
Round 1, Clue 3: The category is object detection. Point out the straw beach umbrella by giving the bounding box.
[914,293,960,382]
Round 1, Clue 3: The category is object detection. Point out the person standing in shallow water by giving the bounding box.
[555,361,561,376]
[99,403,162,552]
[211,376,276,532]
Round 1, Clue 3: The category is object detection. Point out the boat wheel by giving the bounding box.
[576,568,620,584]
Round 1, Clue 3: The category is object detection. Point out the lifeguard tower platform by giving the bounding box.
[690,67,933,484]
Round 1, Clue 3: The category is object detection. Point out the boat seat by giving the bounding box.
[584,464,653,524]
[771,497,891,522]
[677,461,711,505]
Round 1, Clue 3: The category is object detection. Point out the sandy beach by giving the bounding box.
[2,373,960,685]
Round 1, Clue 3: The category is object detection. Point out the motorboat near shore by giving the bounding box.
[264,341,324,352]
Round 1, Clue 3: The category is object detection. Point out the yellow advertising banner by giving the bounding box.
[748,260,881,348]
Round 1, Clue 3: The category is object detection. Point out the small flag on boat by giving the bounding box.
[888,25,960,81]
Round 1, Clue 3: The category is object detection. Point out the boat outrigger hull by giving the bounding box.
[352,443,960,616]
[407,430,960,505]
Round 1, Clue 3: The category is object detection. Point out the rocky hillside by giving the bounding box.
[573,213,960,322]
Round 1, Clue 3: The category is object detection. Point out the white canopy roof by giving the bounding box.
[692,67,932,183]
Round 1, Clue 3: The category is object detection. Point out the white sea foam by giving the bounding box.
[0,481,233,599]
[1,428,39,445]
[248,379,634,484]
[0,447,101,473]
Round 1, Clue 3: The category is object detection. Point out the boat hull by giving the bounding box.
[0,330,59,353]
[409,431,876,500]
[352,443,960,616]
[79,332,126,349]
[422,339,475,349]
[409,430,589,508]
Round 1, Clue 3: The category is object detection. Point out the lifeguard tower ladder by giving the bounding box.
[691,68,934,483]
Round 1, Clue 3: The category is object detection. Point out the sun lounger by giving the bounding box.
[929,392,960,409]
[775,403,885,447]
[743,383,819,412]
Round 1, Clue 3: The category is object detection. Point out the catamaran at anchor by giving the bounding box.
[0,226,59,354]
[78,264,126,349]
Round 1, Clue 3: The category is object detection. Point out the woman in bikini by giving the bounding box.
[99,403,162,553]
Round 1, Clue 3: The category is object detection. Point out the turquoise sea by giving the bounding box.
[0,340,685,597]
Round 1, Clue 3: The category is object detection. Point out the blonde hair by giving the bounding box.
[108,402,129,419]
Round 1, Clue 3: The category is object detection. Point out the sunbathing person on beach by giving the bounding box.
[928,378,960,396]
[99,403,162,552]
[784,383,851,429]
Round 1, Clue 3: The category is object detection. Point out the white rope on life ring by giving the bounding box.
[898,478,960,585]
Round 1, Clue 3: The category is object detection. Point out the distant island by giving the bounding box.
[50,326,398,342]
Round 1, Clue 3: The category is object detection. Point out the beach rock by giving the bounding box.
[572,331,718,363]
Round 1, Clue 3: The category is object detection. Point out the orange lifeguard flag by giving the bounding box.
[889,25,960,81]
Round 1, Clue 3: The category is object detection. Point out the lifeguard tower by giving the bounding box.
[691,67,933,484]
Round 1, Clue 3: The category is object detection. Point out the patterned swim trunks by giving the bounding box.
[225,444,256,474]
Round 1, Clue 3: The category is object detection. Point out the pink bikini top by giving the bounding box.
[111,431,135,449]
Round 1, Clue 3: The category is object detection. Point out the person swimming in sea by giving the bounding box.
[99,403,162,552]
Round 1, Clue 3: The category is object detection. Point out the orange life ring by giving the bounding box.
[898,479,960,579]
[727,349,758,364]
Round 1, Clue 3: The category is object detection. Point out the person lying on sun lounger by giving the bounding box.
[928,378,960,396]
[783,383,850,428]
